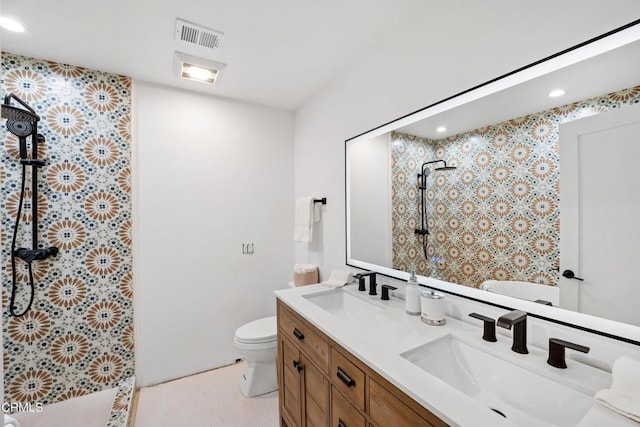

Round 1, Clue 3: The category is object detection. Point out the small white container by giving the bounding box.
[405,270,421,316]
[420,290,446,326]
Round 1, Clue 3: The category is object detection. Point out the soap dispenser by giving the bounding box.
[405,270,421,316]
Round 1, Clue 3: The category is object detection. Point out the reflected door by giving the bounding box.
[559,103,640,326]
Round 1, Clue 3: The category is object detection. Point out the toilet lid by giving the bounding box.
[235,316,277,344]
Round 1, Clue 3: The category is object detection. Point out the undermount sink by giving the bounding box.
[303,289,383,318]
[401,334,594,427]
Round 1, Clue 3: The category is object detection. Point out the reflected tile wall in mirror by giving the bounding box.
[391,85,640,288]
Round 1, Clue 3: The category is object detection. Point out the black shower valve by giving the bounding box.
[14,247,59,263]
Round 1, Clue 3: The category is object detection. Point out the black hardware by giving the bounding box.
[336,367,356,388]
[357,271,377,295]
[562,269,584,281]
[313,197,327,205]
[381,284,397,300]
[293,360,303,373]
[534,299,553,306]
[415,160,456,263]
[338,420,347,427]
[3,94,58,317]
[353,273,366,291]
[469,313,497,342]
[497,310,528,354]
[547,338,590,369]
[292,328,304,341]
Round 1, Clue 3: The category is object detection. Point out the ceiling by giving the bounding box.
[398,38,640,139]
[0,0,427,110]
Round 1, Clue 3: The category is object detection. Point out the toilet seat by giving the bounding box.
[234,316,277,344]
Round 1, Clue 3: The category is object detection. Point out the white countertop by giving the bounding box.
[275,284,637,427]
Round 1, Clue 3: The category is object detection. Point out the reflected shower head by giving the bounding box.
[435,165,457,171]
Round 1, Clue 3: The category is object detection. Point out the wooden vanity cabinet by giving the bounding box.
[277,300,449,427]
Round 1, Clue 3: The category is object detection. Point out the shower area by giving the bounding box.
[0,53,135,424]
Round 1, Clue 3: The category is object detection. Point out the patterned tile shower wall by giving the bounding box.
[391,86,640,288]
[0,53,134,405]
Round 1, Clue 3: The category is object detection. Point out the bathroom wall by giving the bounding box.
[390,86,640,287]
[0,53,134,404]
[293,2,640,278]
[348,133,392,267]
[133,81,294,387]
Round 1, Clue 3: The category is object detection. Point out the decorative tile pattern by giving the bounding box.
[1,53,134,404]
[391,86,640,288]
[106,376,135,427]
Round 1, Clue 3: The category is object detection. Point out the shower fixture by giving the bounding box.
[414,160,456,262]
[2,93,58,317]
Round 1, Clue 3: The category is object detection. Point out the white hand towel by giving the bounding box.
[294,197,314,242]
[4,415,21,427]
[595,356,640,422]
[321,269,353,288]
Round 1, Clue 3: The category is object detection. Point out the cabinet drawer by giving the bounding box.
[332,387,365,427]
[279,304,329,373]
[330,348,365,412]
[369,379,433,427]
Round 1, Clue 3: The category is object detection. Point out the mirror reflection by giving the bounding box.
[347,34,640,327]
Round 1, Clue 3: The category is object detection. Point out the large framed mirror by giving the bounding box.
[346,20,640,340]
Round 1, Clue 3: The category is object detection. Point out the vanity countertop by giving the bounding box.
[275,283,637,427]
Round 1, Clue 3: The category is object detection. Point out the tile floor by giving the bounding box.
[133,363,279,427]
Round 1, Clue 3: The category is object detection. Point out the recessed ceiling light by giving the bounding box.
[548,89,565,98]
[181,63,218,84]
[0,16,25,33]
[436,126,446,133]
[174,52,226,85]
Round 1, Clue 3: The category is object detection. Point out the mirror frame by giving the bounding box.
[345,19,640,345]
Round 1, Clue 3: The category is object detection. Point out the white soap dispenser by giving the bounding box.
[405,270,421,315]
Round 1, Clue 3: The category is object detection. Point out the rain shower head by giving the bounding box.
[2,93,40,122]
[435,165,457,171]
[1,104,39,122]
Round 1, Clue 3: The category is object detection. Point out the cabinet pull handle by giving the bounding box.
[338,419,347,427]
[292,360,303,373]
[292,328,305,341]
[336,367,356,388]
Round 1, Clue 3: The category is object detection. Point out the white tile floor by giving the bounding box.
[133,363,279,427]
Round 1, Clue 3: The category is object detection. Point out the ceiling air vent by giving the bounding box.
[175,19,223,50]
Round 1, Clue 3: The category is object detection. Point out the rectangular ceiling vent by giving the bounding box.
[175,19,223,50]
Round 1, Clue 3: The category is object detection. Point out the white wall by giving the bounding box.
[293,1,640,275]
[347,133,392,267]
[133,82,294,387]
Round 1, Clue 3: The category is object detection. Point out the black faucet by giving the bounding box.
[468,313,497,342]
[356,271,378,295]
[381,284,397,300]
[497,310,528,354]
[547,338,590,369]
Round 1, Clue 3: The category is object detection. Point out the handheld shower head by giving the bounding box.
[2,93,40,160]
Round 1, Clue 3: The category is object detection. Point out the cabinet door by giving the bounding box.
[303,355,330,427]
[331,387,365,427]
[281,337,302,426]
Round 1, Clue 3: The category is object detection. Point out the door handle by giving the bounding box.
[562,269,584,281]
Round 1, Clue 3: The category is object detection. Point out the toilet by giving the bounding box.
[233,316,278,397]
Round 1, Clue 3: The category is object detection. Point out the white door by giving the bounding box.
[559,103,640,326]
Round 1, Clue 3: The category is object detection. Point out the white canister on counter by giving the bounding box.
[421,290,446,325]
[405,270,421,315]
